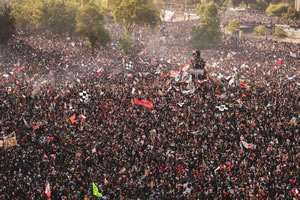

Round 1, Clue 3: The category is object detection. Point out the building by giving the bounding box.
[296,0,300,12]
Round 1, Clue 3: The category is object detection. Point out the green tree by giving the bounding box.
[10,0,39,29]
[266,3,289,16]
[243,0,256,7]
[226,19,240,33]
[189,1,221,49]
[119,35,133,55]
[281,7,297,21]
[274,26,287,38]
[253,25,266,36]
[112,0,161,36]
[226,0,243,7]
[251,0,268,12]
[0,5,16,46]
[32,0,78,34]
[76,3,111,54]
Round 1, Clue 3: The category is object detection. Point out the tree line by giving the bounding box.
[0,0,161,54]
[0,0,298,54]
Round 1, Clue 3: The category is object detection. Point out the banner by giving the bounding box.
[134,98,154,109]
[4,137,18,147]
[0,133,18,148]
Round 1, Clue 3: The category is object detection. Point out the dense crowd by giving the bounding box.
[220,10,299,27]
[0,18,299,200]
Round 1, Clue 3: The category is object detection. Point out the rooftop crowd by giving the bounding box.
[0,18,299,200]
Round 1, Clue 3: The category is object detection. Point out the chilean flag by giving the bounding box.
[292,187,299,196]
[79,114,86,121]
[45,181,51,197]
[215,165,225,172]
[94,68,103,76]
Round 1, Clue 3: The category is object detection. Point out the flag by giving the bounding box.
[180,63,190,72]
[242,159,247,166]
[157,90,163,96]
[132,88,136,95]
[48,137,54,142]
[241,141,256,149]
[54,95,59,101]
[127,74,133,78]
[18,66,25,72]
[274,138,279,144]
[33,125,40,130]
[225,161,233,169]
[177,103,184,107]
[290,52,297,58]
[69,114,76,124]
[79,114,86,121]
[202,160,206,167]
[95,68,103,76]
[43,155,49,159]
[250,120,255,128]
[45,181,51,197]
[151,58,157,65]
[92,183,103,197]
[215,165,225,172]
[66,37,71,41]
[50,154,56,159]
[290,117,296,124]
[196,79,208,84]
[276,60,282,65]
[134,97,154,109]
[292,187,299,196]
[242,94,246,97]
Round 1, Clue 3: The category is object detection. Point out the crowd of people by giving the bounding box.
[220,10,300,27]
[0,15,299,200]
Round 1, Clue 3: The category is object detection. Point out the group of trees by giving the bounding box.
[0,0,296,53]
[1,0,161,54]
[0,5,16,46]
[189,1,222,49]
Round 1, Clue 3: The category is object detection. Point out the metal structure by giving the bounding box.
[296,0,300,12]
[190,50,207,80]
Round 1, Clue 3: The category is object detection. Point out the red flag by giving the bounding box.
[18,66,25,71]
[69,114,76,124]
[33,125,40,130]
[242,94,246,97]
[94,68,103,76]
[50,154,56,159]
[250,120,255,128]
[134,97,154,109]
[276,60,282,65]
[45,181,51,197]
[43,155,49,159]
[127,74,133,78]
[48,137,54,142]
